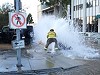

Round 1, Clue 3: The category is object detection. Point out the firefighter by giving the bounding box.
[44,29,58,51]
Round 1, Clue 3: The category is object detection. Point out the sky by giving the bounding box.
[0,0,41,23]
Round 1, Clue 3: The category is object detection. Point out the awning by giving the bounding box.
[96,14,100,18]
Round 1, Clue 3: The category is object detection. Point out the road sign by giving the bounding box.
[9,12,27,29]
[12,40,25,49]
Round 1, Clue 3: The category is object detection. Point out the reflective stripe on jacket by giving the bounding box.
[47,31,56,38]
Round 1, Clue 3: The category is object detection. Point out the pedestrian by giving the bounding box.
[16,15,21,25]
[44,29,58,51]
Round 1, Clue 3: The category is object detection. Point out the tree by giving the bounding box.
[0,3,13,29]
[40,0,71,17]
[26,13,34,24]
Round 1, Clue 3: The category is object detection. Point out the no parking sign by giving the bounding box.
[9,12,27,29]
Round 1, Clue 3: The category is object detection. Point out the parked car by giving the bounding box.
[0,26,15,43]
[22,26,34,45]
[0,26,34,45]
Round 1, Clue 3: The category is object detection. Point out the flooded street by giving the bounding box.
[0,43,99,75]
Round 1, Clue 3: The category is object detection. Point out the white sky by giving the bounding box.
[0,0,41,23]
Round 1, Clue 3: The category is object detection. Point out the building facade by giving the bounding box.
[71,0,100,32]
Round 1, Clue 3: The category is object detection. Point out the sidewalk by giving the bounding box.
[0,43,86,74]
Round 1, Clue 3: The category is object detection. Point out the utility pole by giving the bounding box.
[71,0,74,20]
[14,0,22,72]
[83,0,86,33]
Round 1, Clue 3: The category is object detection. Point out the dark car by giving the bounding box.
[0,26,15,43]
[22,26,34,45]
[0,26,34,45]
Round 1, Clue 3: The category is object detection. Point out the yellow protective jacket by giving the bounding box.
[47,31,56,38]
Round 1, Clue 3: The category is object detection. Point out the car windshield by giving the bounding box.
[2,27,9,32]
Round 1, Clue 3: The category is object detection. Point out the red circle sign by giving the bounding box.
[11,13,25,27]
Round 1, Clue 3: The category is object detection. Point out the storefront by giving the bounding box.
[71,0,99,32]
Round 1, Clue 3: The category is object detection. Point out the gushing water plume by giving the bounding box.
[34,15,99,59]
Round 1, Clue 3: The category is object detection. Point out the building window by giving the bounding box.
[74,6,76,11]
[92,16,98,32]
[86,17,90,32]
[93,0,96,6]
[76,5,79,10]
[96,0,99,6]
[73,0,98,32]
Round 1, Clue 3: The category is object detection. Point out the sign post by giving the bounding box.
[14,0,23,71]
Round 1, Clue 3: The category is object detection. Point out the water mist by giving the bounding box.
[34,15,99,59]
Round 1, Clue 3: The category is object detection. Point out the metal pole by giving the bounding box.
[15,0,22,71]
[71,0,74,20]
[83,0,86,32]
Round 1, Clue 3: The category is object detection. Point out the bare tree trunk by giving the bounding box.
[58,2,63,17]
[54,5,59,16]
[53,0,63,17]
